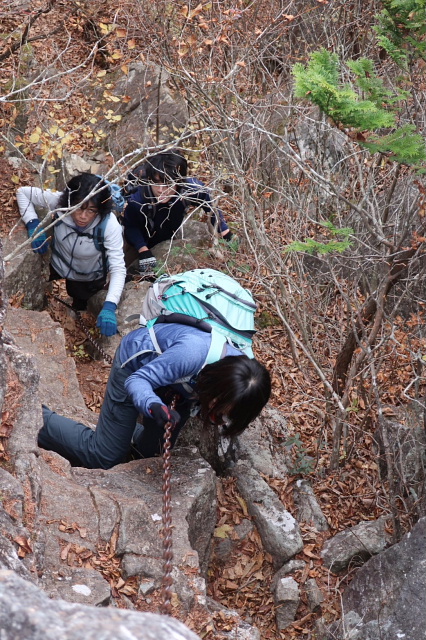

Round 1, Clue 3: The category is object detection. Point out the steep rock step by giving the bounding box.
[6,306,97,426]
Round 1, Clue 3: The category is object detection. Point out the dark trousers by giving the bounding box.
[38,349,191,469]
[49,265,106,311]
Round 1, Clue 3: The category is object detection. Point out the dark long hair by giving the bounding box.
[144,149,188,185]
[125,150,188,197]
[196,355,271,436]
[58,173,112,219]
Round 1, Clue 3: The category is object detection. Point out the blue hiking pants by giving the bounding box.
[38,349,191,469]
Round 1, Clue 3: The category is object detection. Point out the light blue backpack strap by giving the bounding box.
[120,327,163,368]
[173,332,226,393]
[204,330,254,364]
[172,331,225,392]
[241,344,254,359]
[148,325,162,355]
[120,349,155,368]
[204,329,228,366]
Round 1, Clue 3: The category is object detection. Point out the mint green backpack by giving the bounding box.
[137,268,257,366]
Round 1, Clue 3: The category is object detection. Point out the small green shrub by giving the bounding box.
[285,434,315,475]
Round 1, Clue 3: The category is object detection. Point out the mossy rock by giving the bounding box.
[257,310,281,329]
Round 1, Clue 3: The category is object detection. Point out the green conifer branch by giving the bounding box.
[362,124,426,165]
[292,47,426,168]
[374,0,426,67]
[284,221,354,256]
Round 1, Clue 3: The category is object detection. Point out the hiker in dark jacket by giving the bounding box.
[17,173,126,336]
[39,323,271,469]
[123,149,234,274]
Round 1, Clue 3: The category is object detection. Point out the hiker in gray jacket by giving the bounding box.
[17,173,126,336]
[39,323,272,469]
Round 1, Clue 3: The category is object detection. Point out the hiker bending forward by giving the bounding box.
[123,149,234,274]
[39,323,271,469]
[17,173,126,336]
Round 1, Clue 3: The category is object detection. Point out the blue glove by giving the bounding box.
[96,301,118,337]
[26,218,49,254]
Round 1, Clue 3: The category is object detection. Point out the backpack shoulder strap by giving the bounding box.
[173,330,228,393]
[119,326,163,369]
[205,328,254,363]
[92,213,110,251]
[92,214,110,278]
[120,349,157,369]
[204,329,228,366]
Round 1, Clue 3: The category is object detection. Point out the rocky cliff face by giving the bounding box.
[3,224,419,639]
[1,234,283,638]
[0,236,214,637]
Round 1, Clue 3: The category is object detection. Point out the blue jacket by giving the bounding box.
[119,323,241,416]
[123,177,229,250]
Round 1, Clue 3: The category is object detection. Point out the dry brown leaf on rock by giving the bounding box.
[13,536,33,558]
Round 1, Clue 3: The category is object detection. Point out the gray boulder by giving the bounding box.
[4,225,49,310]
[98,62,189,157]
[37,447,216,608]
[231,406,290,479]
[274,559,306,577]
[234,462,303,567]
[331,517,426,640]
[375,406,426,517]
[305,578,324,613]
[321,517,389,574]
[272,576,300,630]
[294,479,329,531]
[0,569,200,640]
[55,152,103,189]
[294,109,347,174]
[5,307,97,427]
